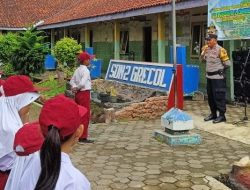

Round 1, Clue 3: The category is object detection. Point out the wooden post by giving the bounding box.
[114,21,120,60]
[85,26,90,49]
[158,13,166,63]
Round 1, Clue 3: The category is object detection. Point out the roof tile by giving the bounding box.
[0,0,181,28]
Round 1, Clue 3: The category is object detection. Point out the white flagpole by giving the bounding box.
[172,0,177,107]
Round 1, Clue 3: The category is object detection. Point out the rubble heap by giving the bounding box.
[115,96,168,120]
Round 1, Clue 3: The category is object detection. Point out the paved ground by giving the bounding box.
[185,100,250,145]
[65,100,250,190]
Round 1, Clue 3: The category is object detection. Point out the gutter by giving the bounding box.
[38,0,208,30]
[0,27,26,31]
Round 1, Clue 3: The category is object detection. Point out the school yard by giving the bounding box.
[31,100,250,190]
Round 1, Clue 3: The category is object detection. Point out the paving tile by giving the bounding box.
[174,170,191,175]
[128,181,145,188]
[67,100,250,189]
[191,185,210,190]
[159,177,177,183]
[175,181,193,188]
[110,183,128,189]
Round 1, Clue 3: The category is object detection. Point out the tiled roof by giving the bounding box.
[0,0,182,29]
[43,0,172,25]
[0,0,79,28]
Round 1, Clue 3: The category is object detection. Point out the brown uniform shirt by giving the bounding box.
[201,44,231,79]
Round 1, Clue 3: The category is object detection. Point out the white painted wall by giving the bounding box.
[92,23,114,43]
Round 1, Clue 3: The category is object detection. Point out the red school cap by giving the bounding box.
[78,51,95,63]
[0,79,5,86]
[39,94,87,139]
[14,122,44,156]
[3,75,38,97]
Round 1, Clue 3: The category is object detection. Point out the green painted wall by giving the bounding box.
[93,42,113,73]
[152,40,158,62]
[81,42,85,50]
[129,41,143,61]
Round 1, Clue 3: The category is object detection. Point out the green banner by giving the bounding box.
[208,0,250,40]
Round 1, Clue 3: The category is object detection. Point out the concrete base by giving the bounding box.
[154,130,202,146]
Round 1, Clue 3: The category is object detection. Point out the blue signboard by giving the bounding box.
[105,60,174,91]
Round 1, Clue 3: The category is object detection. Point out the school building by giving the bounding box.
[0,0,249,101]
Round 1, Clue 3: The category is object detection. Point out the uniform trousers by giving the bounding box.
[207,78,226,116]
[75,90,90,139]
[0,171,10,190]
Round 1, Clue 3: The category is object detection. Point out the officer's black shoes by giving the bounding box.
[204,114,217,121]
[213,115,226,124]
[78,138,94,144]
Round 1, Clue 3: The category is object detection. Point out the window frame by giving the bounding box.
[120,31,129,54]
[190,22,207,58]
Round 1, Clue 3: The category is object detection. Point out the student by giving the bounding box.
[70,51,94,143]
[19,95,91,190]
[5,122,44,190]
[0,75,40,189]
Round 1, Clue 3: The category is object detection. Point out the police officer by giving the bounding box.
[200,27,231,124]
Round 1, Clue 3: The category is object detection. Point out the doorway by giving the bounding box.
[143,27,152,62]
[90,30,93,47]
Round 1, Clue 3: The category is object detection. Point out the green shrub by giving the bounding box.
[53,37,82,67]
[11,27,50,75]
[0,63,17,76]
[0,33,19,64]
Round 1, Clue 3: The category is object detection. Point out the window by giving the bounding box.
[90,30,93,47]
[191,23,207,57]
[120,31,129,54]
[54,29,64,43]
[70,29,80,43]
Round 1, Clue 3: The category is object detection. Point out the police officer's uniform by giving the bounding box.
[201,34,231,123]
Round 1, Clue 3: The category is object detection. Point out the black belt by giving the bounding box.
[0,169,11,174]
[207,69,224,76]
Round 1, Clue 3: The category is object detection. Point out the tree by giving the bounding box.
[0,33,19,64]
[11,27,50,75]
[0,33,19,76]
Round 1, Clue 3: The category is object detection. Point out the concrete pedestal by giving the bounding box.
[154,130,202,146]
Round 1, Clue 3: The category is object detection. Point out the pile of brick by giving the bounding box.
[115,96,168,120]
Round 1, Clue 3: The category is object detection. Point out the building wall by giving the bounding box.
[91,23,114,72]
[60,6,250,100]
[127,20,144,62]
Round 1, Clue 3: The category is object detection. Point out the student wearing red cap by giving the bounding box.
[70,51,94,143]
[5,123,44,190]
[19,95,91,190]
[0,75,40,189]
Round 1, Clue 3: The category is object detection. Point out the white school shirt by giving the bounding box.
[0,92,40,171]
[70,65,91,91]
[19,152,91,190]
[5,152,40,190]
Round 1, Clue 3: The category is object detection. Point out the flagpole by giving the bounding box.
[172,0,177,107]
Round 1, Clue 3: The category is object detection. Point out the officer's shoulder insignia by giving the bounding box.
[220,48,229,62]
[220,48,227,54]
